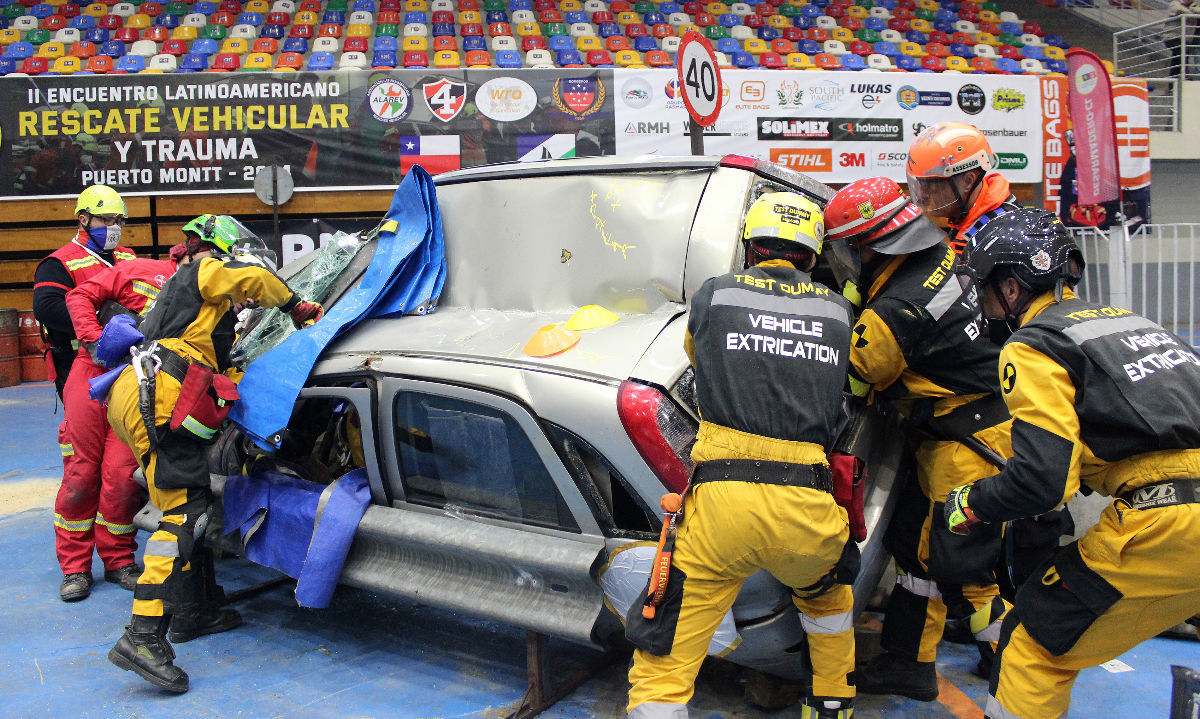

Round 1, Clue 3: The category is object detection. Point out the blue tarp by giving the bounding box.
[223,468,371,608]
[230,166,446,449]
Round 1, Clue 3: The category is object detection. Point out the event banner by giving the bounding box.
[0,69,616,199]
[1066,49,1121,207]
[1040,76,1150,229]
[611,68,1044,183]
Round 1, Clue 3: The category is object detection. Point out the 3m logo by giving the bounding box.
[770,148,832,172]
[839,152,865,167]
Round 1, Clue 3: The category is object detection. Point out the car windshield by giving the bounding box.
[435,169,711,313]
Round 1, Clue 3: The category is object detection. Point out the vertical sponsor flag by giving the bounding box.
[398,135,461,175]
[517,134,577,162]
[1066,49,1121,206]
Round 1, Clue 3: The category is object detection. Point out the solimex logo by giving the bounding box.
[992,88,1025,112]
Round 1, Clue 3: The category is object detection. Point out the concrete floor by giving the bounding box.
[2,381,1197,719]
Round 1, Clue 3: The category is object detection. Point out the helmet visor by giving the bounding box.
[231,235,278,272]
[825,239,862,287]
[906,174,962,217]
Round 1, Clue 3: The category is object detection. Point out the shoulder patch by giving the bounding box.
[1002,362,1017,393]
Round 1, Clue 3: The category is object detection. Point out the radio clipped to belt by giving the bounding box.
[169,361,239,443]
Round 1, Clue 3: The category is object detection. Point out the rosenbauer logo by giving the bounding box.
[769,148,832,172]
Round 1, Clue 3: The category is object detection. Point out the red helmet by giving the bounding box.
[823,177,946,286]
[824,177,941,254]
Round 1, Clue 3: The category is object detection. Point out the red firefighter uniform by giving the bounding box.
[56,259,177,578]
[626,259,857,718]
[961,290,1200,718]
[850,242,1013,674]
[33,231,137,398]
[106,257,299,622]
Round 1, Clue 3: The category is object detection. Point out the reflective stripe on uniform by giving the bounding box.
[1062,315,1158,346]
[896,571,942,599]
[144,539,180,558]
[54,513,93,532]
[65,256,101,271]
[711,287,852,327]
[926,274,962,321]
[969,595,1009,643]
[628,702,689,719]
[130,280,160,303]
[800,609,854,635]
[59,442,74,457]
[96,513,136,535]
[985,694,1026,719]
[181,415,217,439]
[113,250,136,261]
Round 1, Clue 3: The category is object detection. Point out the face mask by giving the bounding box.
[86,224,122,252]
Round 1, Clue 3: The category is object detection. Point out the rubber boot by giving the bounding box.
[856,652,938,702]
[108,615,189,693]
[168,603,242,643]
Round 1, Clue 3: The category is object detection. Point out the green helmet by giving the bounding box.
[181,214,259,254]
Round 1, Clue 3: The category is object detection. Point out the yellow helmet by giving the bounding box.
[742,192,824,261]
[75,184,127,218]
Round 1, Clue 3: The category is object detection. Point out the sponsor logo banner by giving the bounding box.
[554,76,606,118]
[477,77,538,121]
[769,147,832,172]
[368,78,413,123]
[422,78,466,122]
[757,117,902,141]
[518,134,576,161]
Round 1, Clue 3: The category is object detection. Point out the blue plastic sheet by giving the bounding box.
[230,166,446,449]
[222,469,371,609]
[88,363,129,401]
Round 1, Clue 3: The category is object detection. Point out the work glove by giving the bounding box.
[289,300,324,329]
[945,485,983,536]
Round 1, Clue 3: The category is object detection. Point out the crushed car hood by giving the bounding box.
[321,303,686,382]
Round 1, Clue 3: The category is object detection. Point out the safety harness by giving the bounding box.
[130,342,238,458]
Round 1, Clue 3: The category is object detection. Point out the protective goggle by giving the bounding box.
[89,213,126,226]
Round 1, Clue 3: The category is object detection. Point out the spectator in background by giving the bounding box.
[1165,0,1200,78]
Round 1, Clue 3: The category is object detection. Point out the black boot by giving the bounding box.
[169,603,242,643]
[108,615,189,693]
[856,652,938,701]
[799,697,853,718]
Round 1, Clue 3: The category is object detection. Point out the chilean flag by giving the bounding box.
[398,135,461,176]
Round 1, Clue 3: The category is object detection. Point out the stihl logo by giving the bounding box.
[839,152,866,167]
[770,148,832,172]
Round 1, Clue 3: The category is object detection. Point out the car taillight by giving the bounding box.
[617,379,696,493]
[720,154,759,170]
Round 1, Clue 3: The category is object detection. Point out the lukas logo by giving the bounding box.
[851,83,892,93]
[770,148,832,172]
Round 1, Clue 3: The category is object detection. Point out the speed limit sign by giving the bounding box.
[677,31,723,127]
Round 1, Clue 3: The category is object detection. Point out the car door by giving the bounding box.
[347,376,610,647]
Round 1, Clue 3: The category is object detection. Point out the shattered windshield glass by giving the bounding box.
[231,231,371,368]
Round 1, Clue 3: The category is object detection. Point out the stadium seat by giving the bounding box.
[920,53,943,71]
[129,38,158,56]
[192,37,219,54]
[335,50,366,68]
[968,56,994,72]
[848,39,872,56]
[369,48,396,66]
[221,37,249,54]
[36,40,66,58]
[176,52,207,70]
[1020,57,1047,74]
[239,51,272,69]
[995,56,1020,73]
[51,54,83,72]
[866,52,893,69]
[585,48,611,65]
[250,36,277,53]
[272,50,301,68]
[523,47,550,65]
[207,51,240,69]
[53,27,82,44]
[786,50,813,69]
[70,41,97,59]
[1045,58,1066,74]
[20,56,50,73]
[944,54,969,71]
[1043,33,1064,48]
[840,52,866,69]
[643,48,669,65]
[822,39,845,55]
[605,34,630,51]
[814,51,839,69]
[312,36,340,52]
[306,50,334,68]
[661,35,681,53]
[1044,45,1065,61]
[402,49,427,66]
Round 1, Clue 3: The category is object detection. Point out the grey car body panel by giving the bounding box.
[215,156,901,671]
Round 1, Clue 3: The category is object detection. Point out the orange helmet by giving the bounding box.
[906,122,996,219]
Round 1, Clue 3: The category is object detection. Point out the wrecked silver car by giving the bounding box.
[210,156,907,681]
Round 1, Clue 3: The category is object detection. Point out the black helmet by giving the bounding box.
[958,209,1084,293]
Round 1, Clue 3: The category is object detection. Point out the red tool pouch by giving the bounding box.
[830,452,867,542]
[169,362,239,443]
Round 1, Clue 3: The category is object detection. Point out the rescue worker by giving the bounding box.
[34,185,138,602]
[34,185,138,401]
[906,122,1022,256]
[947,209,1200,718]
[55,250,183,604]
[105,215,323,694]
[626,193,857,719]
[822,178,1013,701]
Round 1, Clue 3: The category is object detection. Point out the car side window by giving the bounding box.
[392,392,579,532]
